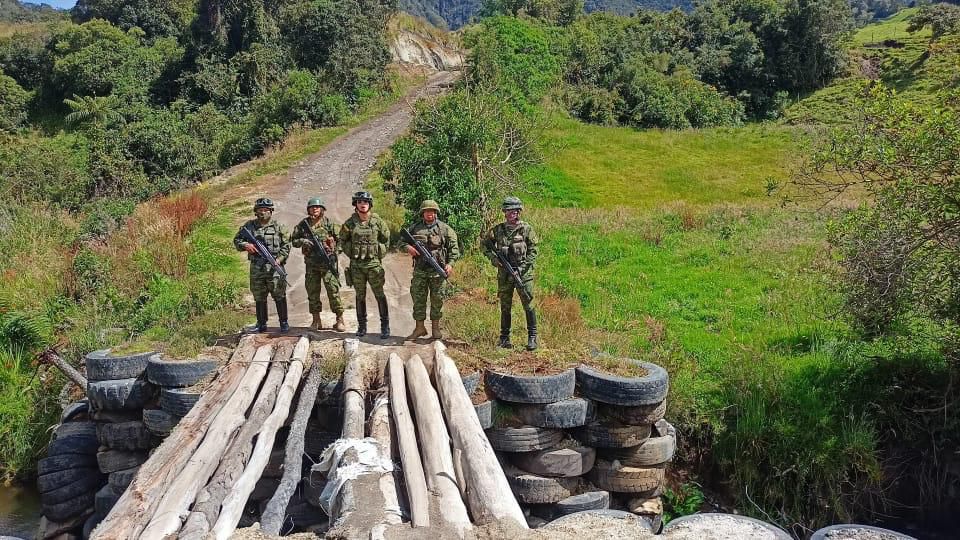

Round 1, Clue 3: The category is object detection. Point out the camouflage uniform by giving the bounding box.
[290,215,345,319]
[483,196,539,350]
[234,199,291,332]
[405,216,460,323]
[341,192,391,338]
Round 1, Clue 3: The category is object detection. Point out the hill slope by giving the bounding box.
[400,0,691,29]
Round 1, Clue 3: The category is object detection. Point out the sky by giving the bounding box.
[22,0,77,9]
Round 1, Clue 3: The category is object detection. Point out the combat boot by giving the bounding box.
[356,302,367,337]
[311,312,324,331]
[431,320,442,340]
[407,320,428,341]
[245,301,268,333]
[377,297,390,339]
[498,309,512,349]
[525,307,538,351]
[334,313,346,332]
[276,298,290,333]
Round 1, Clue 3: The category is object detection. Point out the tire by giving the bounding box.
[97,449,148,474]
[39,472,104,505]
[143,409,179,436]
[486,426,564,453]
[305,430,338,457]
[546,509,653,532]
[82,512,104,540]
[665,513,793,540]
[503,465,577,504]
[96,421,154,451]
[61,401,90,423]
[85,349,153,381]
[606,420,675,467]
[462,371,481,395]
[555,491,610,517]
[48,422,99,456]
[571,419,651,449]
[39,454,98,475]
[42,490,96,521]
[600,400,666,426]
[37,467,101,494]
[107,466,140,490]
[146,355,216,387]
[94,484,122,516]
[484,369,575,404]
[810,524,917,540]
[302,477,326,508]
[576,361,668,406]
[159,387,201,417]
[515,398,593,429]
[87,378,155,411]
[587,460,665,494]
[251,477,281,502]
[512,446,595,478]
[475,401,493,430]
[527,515,549,529]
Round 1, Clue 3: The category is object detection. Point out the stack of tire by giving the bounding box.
[83,349,159,536]
[476,359,672,531]
[145,353,217,436]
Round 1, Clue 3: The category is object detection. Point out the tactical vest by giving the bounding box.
[494,223,530,267]
[246,220,284,260]
[410,221,449,267]
[348,219,382,260]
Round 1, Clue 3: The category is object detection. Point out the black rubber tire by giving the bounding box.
[666,513,793,540]
[159,387,201,417]
[600,400,666,426]
[251,477,281,502]
[42,490,96,521]
[587,460,665,494]
[48,422,99,456]
[61,401,90,423]
[107,466,140,490]
[39,472,104,505]
[555,491,610,517]
[94,484,122,515]
[87,378,155,411]
[606,420,676,467]
[485,368,575,404]
[82,512,104,540]
[143,409,179,436]
[96,421,154,451]
[37,467,100,494]
[576,361,668,406]
[304,430,338,457]
[511,446,595,478]
[39,453,98,475]
[97,449,148,474]
[85,349,153,381]
[547,509,653,531]
[527,515,549,529]
[91,409,142,424]
[475,401,493,430]
[146,355,217,387]
[462,371,481,395]
[571,419,651,449]
[317,378,342,407]
[503,464,578,504]
[809,524,917,540]
[515,398,593,429]
[486,426,564,452]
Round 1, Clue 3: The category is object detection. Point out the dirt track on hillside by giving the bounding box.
[252,71,456,341]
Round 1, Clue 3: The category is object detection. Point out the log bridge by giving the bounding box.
[89,335,526,539]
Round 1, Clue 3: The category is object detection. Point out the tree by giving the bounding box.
[72,0,196,39]
[64,94,123,127]
[908,2,960,39]
[0,70,29,132]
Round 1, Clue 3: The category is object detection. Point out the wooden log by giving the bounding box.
[341,338,365,439]
[260,355,324,535]
[39,349,87,389]
[210,339,306,540]
[178,341,294,540]
[433,341,527,527]
[90,336,257,540]
[387,353,430,528]
[405,354,472,535]
[139,343,275,539]
[369,392,403,526]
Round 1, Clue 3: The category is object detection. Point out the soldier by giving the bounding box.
[291,197,346,332]
[234,198,291,333]
[482,196,540,350]
[403,200,460,341]
[340,191,391,339]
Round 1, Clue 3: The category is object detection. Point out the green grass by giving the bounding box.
[851,8,925,46]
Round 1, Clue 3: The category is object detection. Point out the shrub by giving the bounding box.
[0,132,93,211]
[0,70,30,132]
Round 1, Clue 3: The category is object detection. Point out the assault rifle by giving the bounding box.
[300,218,340,285]
[241,226,290,287]
[401,228,449,280]
[491,247,533,304]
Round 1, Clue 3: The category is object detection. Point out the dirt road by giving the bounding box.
[257,71,456,341]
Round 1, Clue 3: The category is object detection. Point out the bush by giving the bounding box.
[558,83,622,125]
[0,70,30,132]
[0,132,93,210]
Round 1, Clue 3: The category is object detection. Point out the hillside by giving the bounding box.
[0,0,61,22]
[400,0,691,29]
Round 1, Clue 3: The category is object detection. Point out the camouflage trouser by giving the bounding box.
[250,261,287,302]
[350,263,386,307]
[305,264,344,315]
[411,269,445,321]
[497,269,534,311]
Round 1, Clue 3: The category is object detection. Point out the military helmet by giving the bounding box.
[352,191,374,207]
[307,196,326,210]
[419,200,440,214]
[502,196,523,211]
[254,197,275,210]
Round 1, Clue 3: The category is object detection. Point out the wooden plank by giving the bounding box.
[341,338,365,439]
[387,353,430,528]
[369,391,403,527]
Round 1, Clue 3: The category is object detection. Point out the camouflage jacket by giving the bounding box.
[340,213,390,264]
[291,216,338,265]
[233,218,291,265]
[404,219,460,272]
[482,221,539,272]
